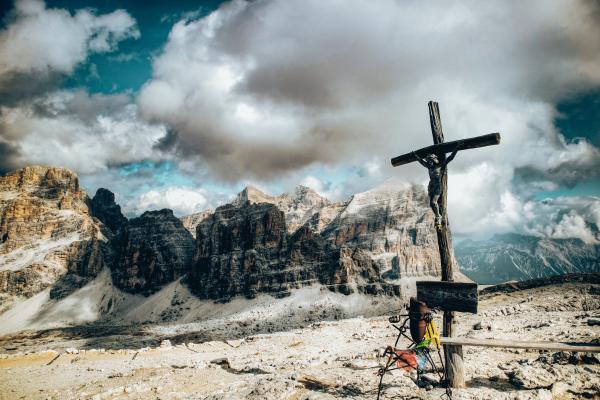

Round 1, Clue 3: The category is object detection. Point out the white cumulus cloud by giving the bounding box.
[0,1,164,175]
[139,0,600,184]
[0,0,139,77]
[0,90,167,174]
[130,187,210,217]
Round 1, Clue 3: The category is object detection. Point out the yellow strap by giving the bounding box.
[425,320,440,349]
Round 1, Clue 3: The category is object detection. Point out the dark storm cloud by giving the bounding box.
[153,128,179,151]
[0,70,63,107]
[139,0,600,183]
[516,160,600,189]
[210,1,425,109]
[0,138,21,174]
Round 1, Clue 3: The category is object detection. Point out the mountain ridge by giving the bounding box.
[0,166,447,331]
[2,165,597,336]
[456,232,600,284]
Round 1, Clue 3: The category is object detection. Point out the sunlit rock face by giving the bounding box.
[231,185,331,234]
[111,209,194,294]
[90,188,127,234]
[320,183,441,278]
[180,209,214,239]
[0,166,108,312]
[187,183,441,300]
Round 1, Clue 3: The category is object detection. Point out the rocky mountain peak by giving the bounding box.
[0,166,108,312]
[185,179,453,300]
[180,209,215,238]
[0,165,88,213]
[289,185,330,208]
[224,186,330,234]
[92,188,116,204]
[0,165,80,191]
[233,185,278,206]
[90,188,127,233]
[0,166,465,307]
[456,233,600,284]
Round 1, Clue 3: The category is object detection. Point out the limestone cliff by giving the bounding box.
[180,209,214,238]
[320,183,441,278]
[187,183,440,300]
[0,166,448,308]
[189,202,288,300]
[0,166,108,312]
[232,185,331,233]
[111,209,194,294]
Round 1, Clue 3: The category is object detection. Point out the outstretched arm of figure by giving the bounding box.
[412,151,429,168]
[442,141,463,167]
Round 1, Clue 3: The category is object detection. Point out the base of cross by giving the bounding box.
[377,298,450,399]
[416,281,478,388]
[409,282,600,390]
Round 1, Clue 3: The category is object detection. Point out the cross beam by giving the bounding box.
[390,101,501,388]
[391,132,500,167]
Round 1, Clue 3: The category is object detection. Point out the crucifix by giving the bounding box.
[390,101,500,387]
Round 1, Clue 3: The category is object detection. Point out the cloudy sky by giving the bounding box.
[1,0,599,242]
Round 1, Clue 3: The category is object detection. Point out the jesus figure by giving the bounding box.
[412,142,462,228]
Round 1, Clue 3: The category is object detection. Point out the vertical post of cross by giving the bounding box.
[392,101,501,388]
[427,101,465,388]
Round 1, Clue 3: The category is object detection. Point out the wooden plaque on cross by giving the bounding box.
[416,281,478,313]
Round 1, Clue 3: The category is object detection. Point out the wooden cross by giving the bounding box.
[390,101,500,387]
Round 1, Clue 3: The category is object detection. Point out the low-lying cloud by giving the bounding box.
[0,90,166,174]
[128,186,210,217]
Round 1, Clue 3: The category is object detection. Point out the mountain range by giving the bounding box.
[0,165,598,335]
[455,233,599,284]
[0,166,449,333]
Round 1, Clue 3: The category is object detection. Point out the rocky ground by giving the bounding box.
[0,281,599,400]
